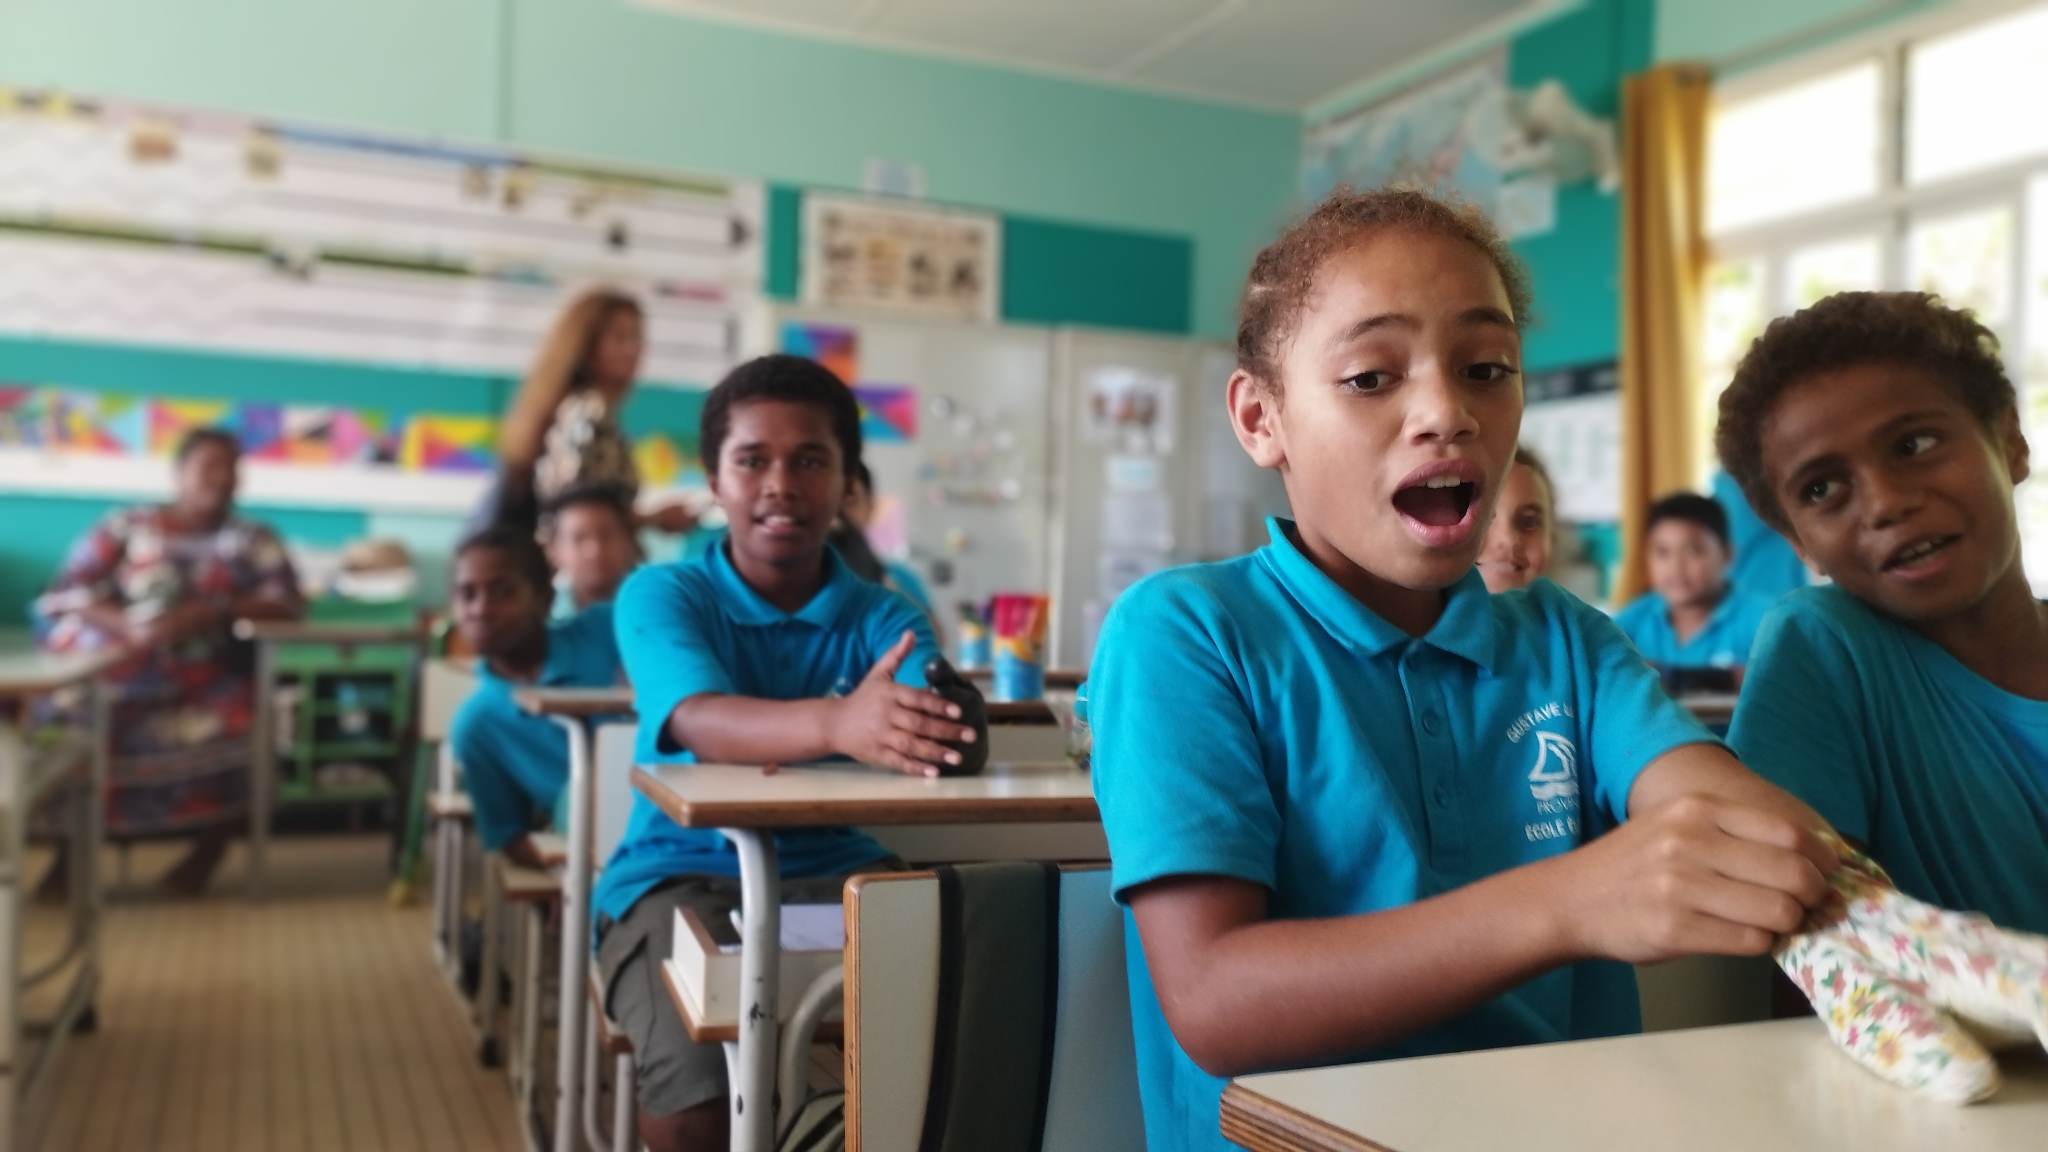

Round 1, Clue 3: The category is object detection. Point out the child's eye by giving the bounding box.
[1465,362,1520,384]
[1899,431,1941,457]
[1801,477,1844,506]
[1338,371,1394,394]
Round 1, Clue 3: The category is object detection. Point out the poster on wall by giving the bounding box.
[801,193,999,322]
[1517,360,1621,524]
[0,86,760,510]
[1082,367,1175,455]
[1300,57,1511,214]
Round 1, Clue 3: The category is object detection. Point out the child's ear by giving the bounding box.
[1998,406,2031,485]
[1227,369,1286,471]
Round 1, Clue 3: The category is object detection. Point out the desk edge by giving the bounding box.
[628,767,1099,828]
[1219,1083,1395,1152]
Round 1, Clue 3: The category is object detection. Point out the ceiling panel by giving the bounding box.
[631,0,1571,109]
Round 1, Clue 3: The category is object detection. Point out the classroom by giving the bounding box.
[2,1,2046,1150]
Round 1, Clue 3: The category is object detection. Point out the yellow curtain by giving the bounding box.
[1615,63,1712,604]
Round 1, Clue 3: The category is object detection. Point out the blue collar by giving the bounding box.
[1258,517,1500,671]
[706,539,858,629]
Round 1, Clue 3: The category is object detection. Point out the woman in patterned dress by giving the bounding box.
[35,427,305,894]
[476,287,697,539]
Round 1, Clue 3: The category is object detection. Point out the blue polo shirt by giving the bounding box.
[450,604,623,852]
[594,542,940,926]
[1090,519,1716,1152]
[1614,589,1774,670]
[1713,471,1810,602]
[1730,586,2048,934]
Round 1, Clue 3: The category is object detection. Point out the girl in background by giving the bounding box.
[480,287,697,538]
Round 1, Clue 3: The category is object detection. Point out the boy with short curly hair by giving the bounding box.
[1719,291,2048,934]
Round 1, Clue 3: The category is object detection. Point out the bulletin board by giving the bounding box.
[0,87,761,512]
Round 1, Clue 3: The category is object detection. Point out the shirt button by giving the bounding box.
[1421,711,1443,736]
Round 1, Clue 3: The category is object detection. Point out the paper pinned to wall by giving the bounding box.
[1083,367,1175,454]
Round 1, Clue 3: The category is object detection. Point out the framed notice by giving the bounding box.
[802,193,999,321]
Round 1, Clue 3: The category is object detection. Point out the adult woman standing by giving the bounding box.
[480,287,696,537]
[35,428,305,893]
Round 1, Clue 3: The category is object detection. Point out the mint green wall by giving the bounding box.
[1506,0,1654,372]
[0,0,1296,339]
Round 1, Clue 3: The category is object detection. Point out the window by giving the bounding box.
[1704,1,2048,592]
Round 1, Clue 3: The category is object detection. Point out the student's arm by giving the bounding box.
[1110,582,1836,1079]
[615,569,972,773]
[672,631,974,773]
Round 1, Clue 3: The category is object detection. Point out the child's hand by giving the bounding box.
[828,631,978,777]
[1554,795,1836,964]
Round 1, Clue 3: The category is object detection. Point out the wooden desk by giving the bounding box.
[962,667,1087,691]
[512,685,634,1152]
[1221,1019,2048,1152]
[632,759,1097,1152]
[0,646,120,1147]
[238,619,423,899]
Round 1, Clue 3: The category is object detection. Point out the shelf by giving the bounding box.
[277,778,393,806]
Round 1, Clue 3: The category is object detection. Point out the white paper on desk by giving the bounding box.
[723,903,846,955]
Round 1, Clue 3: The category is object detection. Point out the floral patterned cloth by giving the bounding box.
[535,390,639,509]
[34,506,302,838]
[1776,834,2048,1104]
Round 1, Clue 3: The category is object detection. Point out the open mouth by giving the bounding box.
[1883,534,1960,572]
[1393,475,1478,529]
[755,511,807,538]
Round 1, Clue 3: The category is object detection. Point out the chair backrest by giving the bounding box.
[592,719,639,862]
[419,657,479,745]
[844,864,1143,1152]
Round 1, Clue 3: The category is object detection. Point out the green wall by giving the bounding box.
[1505,0,1655,372]
[0,0,1296,339]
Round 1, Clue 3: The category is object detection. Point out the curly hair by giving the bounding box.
[1715,291,2015,530]
[1236,186,1534,394]
[700,354,862,477]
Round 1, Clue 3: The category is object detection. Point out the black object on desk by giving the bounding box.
[925,656,991,777]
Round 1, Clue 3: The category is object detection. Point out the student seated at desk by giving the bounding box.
[448,526,621,870]
[1089,189,1841,1152]
[1614,493,1773,679]
[1718,292,2048,935]
[1476,444,1555,593]
[545,485,640,619]
[595,354,984,1152]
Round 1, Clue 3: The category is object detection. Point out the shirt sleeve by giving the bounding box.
[613,567,736,759]
[451,694,532,853]
[1090,574,1278,901]
[1562,590,1719,823]
[1727,599,1876,843]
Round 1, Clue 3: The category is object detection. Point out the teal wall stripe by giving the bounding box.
[766,184,803,301]
[1001,215,1192,334]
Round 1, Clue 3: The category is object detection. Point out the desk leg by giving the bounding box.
[83,678,106,1026]
[723,828,780,1152]
[247,640,276,900]
[550,718,593,1152]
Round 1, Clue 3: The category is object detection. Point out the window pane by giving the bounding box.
[1783,235,1882,309]
[2021,178,2048,592]
[1698,258,1766,483]
[1709,62,1881,233]
[1909,4,2048,184]
[1908,205,2014,328]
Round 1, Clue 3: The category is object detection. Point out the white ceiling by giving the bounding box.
[629,0,1574,112]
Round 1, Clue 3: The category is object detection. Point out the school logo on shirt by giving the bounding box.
[1506,702,1580,844]
[1527,731,1579,805]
